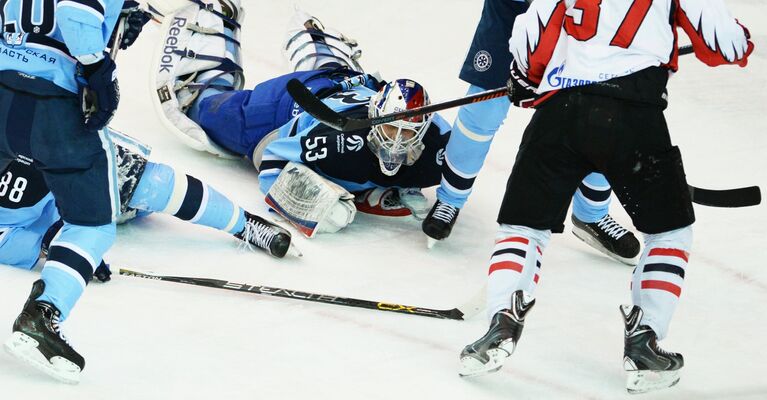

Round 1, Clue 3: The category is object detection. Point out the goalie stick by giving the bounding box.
[119,268,466,320]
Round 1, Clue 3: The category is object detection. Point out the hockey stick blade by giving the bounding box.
[689,185,761,208]
[119,268,464,320]
[287,78,508,132]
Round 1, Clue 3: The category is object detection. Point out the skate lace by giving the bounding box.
[240,220,276,251]
[596,215,628,239]
[432,202,457,224]
[50,313,71,345]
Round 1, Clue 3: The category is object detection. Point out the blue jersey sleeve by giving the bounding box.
[258,85,376,194]
[57,0,122,57]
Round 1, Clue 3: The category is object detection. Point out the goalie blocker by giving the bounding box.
[265,162,356,238]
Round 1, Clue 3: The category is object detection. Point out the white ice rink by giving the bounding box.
[1,0,766,399]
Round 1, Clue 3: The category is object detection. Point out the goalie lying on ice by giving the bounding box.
[151,2,452,237]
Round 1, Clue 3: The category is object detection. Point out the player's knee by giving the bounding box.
[496,224,551,248]
[642,225,693,250]
[455,86,510,138]
[128,162,176,212]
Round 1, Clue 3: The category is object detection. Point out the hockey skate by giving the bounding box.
[572,214,640,265]
[459,291,534,377]
[4,280,85,384]
[422,200,459,248]
[620,305,684,394]
[235,212,301,258]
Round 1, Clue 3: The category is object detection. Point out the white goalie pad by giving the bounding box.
[283,9,364,73]
[151,0,244,158]
[265,162,356,238]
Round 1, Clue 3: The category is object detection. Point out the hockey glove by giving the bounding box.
[94,261,112,283]
[109,1,152,50]
[78,54,120,131]
[507,61,538,108]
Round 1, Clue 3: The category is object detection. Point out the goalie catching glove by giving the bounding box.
[265,162,356,238]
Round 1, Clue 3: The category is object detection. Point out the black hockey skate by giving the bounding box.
[422,200,460,248]
[572,214,640,265]
[4,280,84,384]
[459,290,535,377]
[620,305,684,394]
[235,211,300,258]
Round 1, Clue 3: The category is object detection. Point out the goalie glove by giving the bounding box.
[507,60,538,108]
[265,162,356,238]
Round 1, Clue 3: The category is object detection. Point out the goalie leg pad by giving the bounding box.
[152,0,244,158]
[265,162,356,238]
[283,9,364,73]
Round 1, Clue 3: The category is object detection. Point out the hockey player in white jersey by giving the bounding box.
[458,0,753,394]
[422,0,641,265]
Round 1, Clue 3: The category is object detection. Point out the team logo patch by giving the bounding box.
[345,135,364,152]
[473,50,492,72]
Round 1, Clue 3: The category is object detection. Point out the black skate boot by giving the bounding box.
[459,290,535,377]
[422,200,460,248]
[4,280,84,384]
[235,211,300,258]
[620,305,684,394]
[572,214,640,265]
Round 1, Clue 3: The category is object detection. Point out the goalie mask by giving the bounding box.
[367,79,432,176]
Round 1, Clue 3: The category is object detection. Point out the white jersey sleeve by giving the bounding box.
[509,0,754,95]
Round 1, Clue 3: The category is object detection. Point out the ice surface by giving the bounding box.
[1,1,765,399]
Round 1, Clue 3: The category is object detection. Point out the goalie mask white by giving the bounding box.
[367,79,432,176]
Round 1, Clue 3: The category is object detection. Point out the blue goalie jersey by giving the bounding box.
[0,0,123,92]
[258,85,452,194]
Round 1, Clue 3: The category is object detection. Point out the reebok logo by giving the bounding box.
[158,17,187,73]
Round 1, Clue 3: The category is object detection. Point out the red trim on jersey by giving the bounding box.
[496,236,529,246]
[526,1,567,85]
[675,5,753,67]
[609,0,653,49]
[489,261,524,275]
[641,280,682,297]
[536,246,543,256]
[648,248,689,263]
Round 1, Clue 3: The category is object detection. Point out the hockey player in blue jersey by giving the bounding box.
[0,129,296,274]
[0,0,153,383]
[153,5,449,237]
[420,0,641,264]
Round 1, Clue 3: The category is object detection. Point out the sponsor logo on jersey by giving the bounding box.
[473,50,492,72]
[345,135,364,152]
[547,62,595,89]
[4,32,23,46]
[436,148,445,166]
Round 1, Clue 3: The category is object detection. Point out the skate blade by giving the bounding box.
[458,348,511,378]
[4,332,81,384]
[626,369,680,394]
[426,237,438,249]
[287,242,303,257]
[572,226,637,266]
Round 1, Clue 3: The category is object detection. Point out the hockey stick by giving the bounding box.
[286,48,695,132]
[688,185,761,208]
[119,268,465,320]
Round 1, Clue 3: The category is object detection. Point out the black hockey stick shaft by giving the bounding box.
[119,269,464,320]
[286,78,508,132]
[287,48,695,132]
[688,185,761,207]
